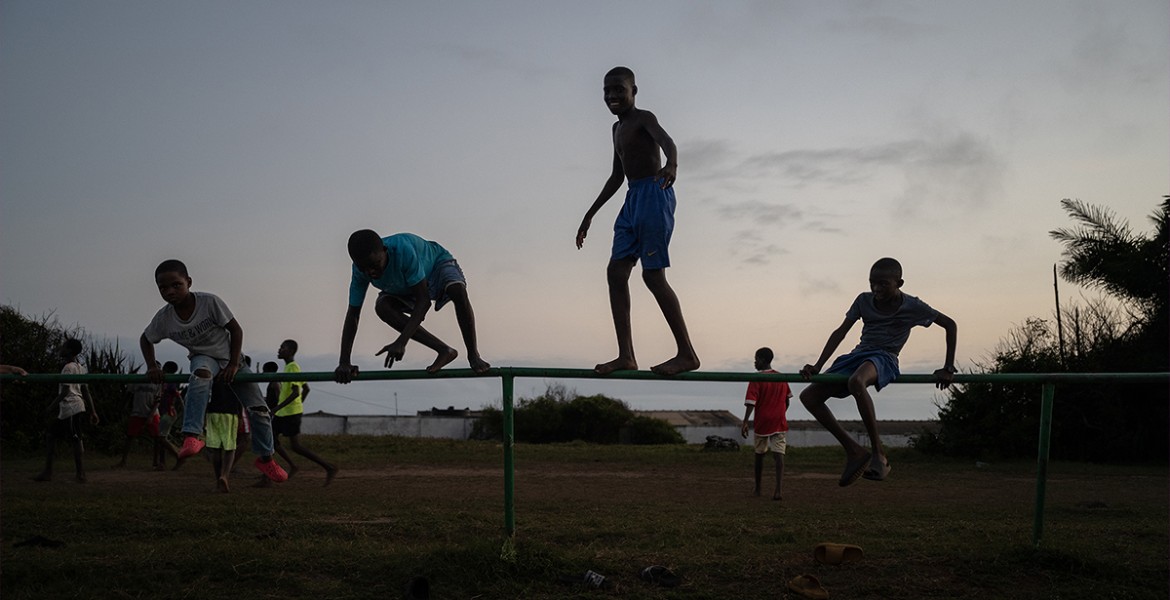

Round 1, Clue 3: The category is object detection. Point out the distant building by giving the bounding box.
[302,408,938,448]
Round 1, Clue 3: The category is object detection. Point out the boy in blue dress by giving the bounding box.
[334,230,489,382]
[576,66,700,376]
[799,258,957,486]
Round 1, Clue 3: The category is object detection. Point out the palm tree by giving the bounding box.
[1049,197,1169,331]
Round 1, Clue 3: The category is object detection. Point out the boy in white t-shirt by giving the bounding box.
[139,259,287,483]
[33,339,100,483]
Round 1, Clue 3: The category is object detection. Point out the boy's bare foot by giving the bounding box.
[469,356,491,374]
[324,465,339,486]
[594,357,637,375]
[650,355,700,376]
[773,491,783,501]
[216,478,230,493]
[426,348,459,373]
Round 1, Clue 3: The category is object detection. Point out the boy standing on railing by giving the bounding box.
[799,258,957,486]
[575,66,699,376]
[140,259,287,483]
[740,347,791,500]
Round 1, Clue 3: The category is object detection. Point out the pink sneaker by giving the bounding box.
[177,437,205,459]
[255,458,288,482]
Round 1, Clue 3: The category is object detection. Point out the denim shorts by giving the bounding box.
[825,349,901,391]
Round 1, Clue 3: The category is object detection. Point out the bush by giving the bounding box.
[1,305,139,453]
[472,384,683,445]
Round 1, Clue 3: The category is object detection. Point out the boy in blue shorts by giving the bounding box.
[575,66,700,376]
[334,230,490,382]
[799,258,958,486]
[140,259,287,483]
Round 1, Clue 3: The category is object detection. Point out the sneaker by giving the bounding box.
[177,437,205,459]
[254,458,288,482]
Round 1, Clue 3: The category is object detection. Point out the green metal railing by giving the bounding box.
[4,368,1166,546]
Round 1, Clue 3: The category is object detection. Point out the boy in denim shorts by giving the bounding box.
[334,230,490,382]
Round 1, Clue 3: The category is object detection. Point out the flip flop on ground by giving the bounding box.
[787,574,829,599]
[862,456,891,481]
[639,565,680,588]
[838,451,871,487]
[813,542,864,565]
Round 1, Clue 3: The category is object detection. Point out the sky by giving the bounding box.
[2,1,1166,421]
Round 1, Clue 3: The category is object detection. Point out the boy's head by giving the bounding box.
[278,339,298,360]
[348,229,388,279]
[163,360,179,374]
[604,66,637,116]
[869,257,904,301]
[754,347,773,371]
[60,338,83,359]
[262,361,279,373]
[154,259,193,306]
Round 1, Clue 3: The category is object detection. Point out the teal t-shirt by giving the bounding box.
[348,234,453,307]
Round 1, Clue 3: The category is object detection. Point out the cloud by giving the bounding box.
[799,274,843,296]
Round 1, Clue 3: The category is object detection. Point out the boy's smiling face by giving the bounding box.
[868,268,904,303]
[155,270,192,306]
[603,76,635,115]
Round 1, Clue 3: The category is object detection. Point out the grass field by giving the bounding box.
[2,437,1166,599]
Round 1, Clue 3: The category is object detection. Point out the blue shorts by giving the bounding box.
[825,349,901,391]
[611,177,675,270]
[378,259,466,312]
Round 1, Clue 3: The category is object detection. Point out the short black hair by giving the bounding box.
[605,66,635,84]
[155,259,189,278]
[755,347,774,363]
[871,257,903,278]
[63,338,83,356]
[163,361,179,373]
[262,361,279,373]
[348,229,383,262]
[282,339,298,354]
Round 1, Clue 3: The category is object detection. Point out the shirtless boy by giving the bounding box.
[575,66,700,376]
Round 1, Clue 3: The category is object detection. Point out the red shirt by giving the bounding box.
[745,370,790,435]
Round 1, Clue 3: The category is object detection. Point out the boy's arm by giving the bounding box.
[82,385,100,425]
[932,312,959,389]
[800,317,857,379]
[576,131,625,249]
[219,318,244,383]
[740,404,754,438]
[336,304,362,383]
[376,281,431,367]
[140,334,164,384]
[272,384,300,413]
[0,365,27,375]
[641,111,678,188]
[265,381,281,409]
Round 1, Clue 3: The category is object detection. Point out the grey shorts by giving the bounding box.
[378,259,467,312]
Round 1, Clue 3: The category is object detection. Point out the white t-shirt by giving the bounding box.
[58,361,87,419]
[143,291,235,360]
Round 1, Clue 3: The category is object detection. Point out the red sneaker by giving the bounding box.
[254,458,288,482]
[177,437,205,459]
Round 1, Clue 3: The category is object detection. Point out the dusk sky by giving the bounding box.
[2,1,1166,420]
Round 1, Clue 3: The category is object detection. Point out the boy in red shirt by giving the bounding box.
[741,347,791,500]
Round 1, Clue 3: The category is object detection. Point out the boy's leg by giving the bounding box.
[68,417,86,483]
[230,365,287,482]
[445,283,490,374]
[800,381,871,485]
[753,452,764,496]
[641,269,700,376]
[33,428,57,481]
[772,452,784,501]
[374,294,458,372]
[596,258,638,375]
[178,356,219,456]
[290,432,338,485]
[115,433,132,468]
[273,435,298,476]
[846,361,889,476]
